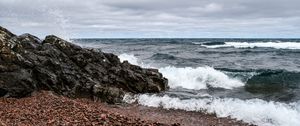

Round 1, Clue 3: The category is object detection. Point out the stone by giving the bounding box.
[0,26,169,103]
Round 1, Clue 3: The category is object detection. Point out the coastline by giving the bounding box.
[0,91,253,126]
[0,25,254,126]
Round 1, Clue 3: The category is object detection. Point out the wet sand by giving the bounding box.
[0,91,254,126]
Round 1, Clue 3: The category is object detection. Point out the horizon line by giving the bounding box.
[71,37,300,39]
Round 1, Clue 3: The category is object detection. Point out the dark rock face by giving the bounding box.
[0,26,168,103]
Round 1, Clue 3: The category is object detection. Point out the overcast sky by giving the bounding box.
[1,0,300,38]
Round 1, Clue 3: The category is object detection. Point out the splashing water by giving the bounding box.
[46,9,71,41]
[119,53,244,90]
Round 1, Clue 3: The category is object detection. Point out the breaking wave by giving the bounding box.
[159,66,244,90]
[200,42,300,49]
[123,94,300,126]
[119,53,244,90]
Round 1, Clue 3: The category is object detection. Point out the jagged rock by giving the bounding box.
[0,26,168,103]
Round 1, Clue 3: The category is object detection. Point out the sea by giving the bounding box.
[72,38,300,126]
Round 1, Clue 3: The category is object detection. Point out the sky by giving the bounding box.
[0,0,300,38]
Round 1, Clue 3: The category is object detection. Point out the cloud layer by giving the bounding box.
[0,0,300,38]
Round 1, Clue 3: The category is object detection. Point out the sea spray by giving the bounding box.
[119,53,140,66]
[46,9,71,41]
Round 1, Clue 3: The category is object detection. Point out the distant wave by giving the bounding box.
[198,42,300,49]
[124,94,300,126]
[197,50,276,55]
[193,42,225,46]
[150,53,177,60]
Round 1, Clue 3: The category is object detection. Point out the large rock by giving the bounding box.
[0,26,168,103]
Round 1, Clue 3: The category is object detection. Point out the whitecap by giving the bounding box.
[159,66,244,90]
[202,42,300,49]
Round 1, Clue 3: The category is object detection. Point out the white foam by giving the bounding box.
[119,53,140,65]
[202,42,300,49]
[126,94,300,126]
[159,66,244,90]
[119,53,244,90]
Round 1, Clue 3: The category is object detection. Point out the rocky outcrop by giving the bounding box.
[0,26,168,103]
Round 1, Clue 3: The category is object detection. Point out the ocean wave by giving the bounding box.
[201,42,300,49]
[198,49,289,55]
[119,53,244,90]
[150,53,177,60]
[217,68,300,91]
[159,66,244,90]
[119,53,300,91]
[196,41,226,46]
[245,70,300,93]
[123,94,300,126]
[119,53,300,126]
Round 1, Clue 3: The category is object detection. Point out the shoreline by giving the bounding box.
[0,91,253,126]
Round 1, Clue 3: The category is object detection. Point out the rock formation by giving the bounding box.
[0,26,168,103]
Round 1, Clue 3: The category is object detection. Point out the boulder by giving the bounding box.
[0,26,168,103]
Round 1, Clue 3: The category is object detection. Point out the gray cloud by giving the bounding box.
[0,0,299,38]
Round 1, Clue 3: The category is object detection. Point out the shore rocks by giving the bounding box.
[0,26,168,103]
